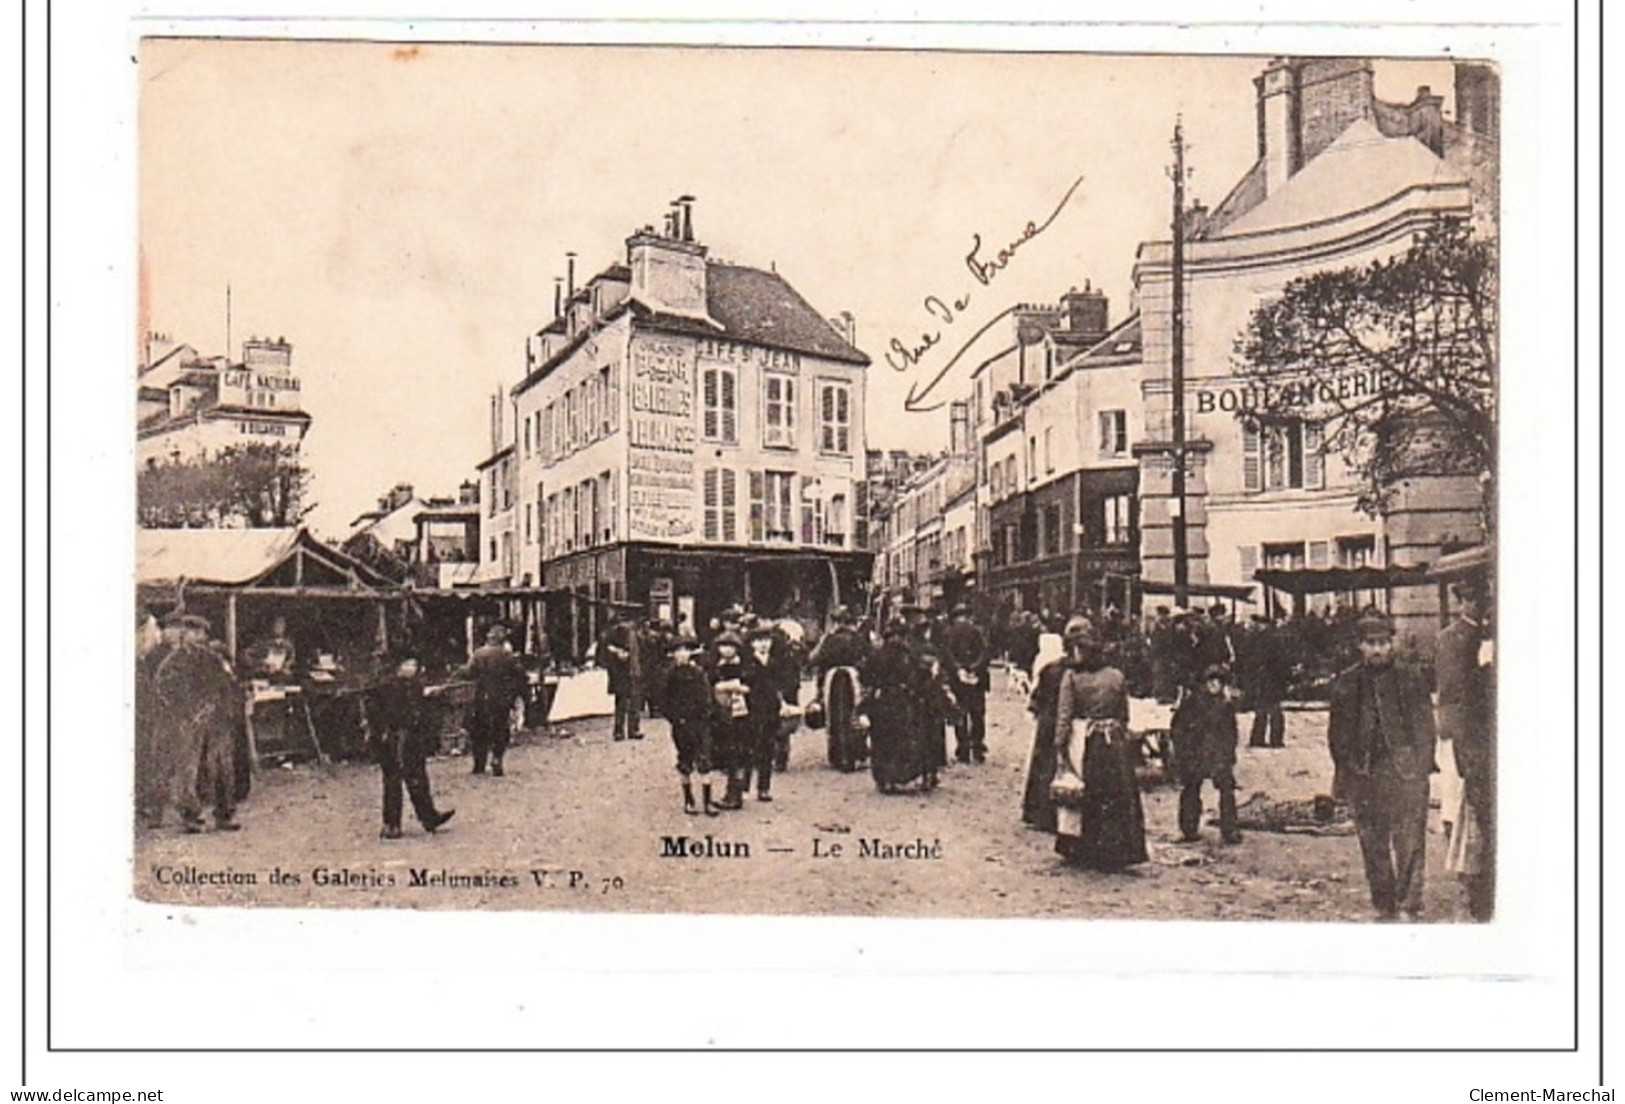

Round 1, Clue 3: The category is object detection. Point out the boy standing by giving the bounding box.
[371,650,455,840]
[1172,663,1243,844]
[661,636,719,816]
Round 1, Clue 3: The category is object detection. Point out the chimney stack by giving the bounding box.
[1060,282,1109,342]
[1454,61,1500,140]
[566,252,577,300]
[675,195,696,243]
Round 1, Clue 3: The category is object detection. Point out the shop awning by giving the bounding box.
[1252,564,1433,596]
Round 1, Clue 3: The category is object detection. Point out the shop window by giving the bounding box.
[703,365,739,444]
[819,380,852,455]
[763,373,796,449]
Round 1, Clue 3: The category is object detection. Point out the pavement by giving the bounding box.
[133,670,1478,922]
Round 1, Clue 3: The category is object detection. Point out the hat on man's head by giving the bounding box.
[712,631,743,650]
[746,625,777,643]
[668,635,700,654]
[1356,611,1396,641]
[951,603,971,617]
[1202,663,1229,681]
[162,611,211,633]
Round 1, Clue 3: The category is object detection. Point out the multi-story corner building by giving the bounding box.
[137,335,312,466]
[508,203,871,657]
[1131,57,1498,637]
[970,286,1145,618]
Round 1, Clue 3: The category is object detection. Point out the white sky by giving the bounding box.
[139,41,1454,536]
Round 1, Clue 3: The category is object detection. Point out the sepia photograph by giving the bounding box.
[128,39,1506,927]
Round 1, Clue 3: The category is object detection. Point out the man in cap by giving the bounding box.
[1327,611,1437,921]
[454,623,527,776]
[1171,663,1242,844]
[598,611,644,741]
[939,603,991,764]
[369,647,455,838]
[1437,580,1496,921]
[659,634,720,815]
[150,612,243,832]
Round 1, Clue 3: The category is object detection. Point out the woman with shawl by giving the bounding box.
[859,618,931,794]
[1051,620,1148,870]
[1020,623,1072,831]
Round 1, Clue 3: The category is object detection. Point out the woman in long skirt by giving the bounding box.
[1020,623,1074,831]
[1051,621,1148,871]
[860,620,930,794]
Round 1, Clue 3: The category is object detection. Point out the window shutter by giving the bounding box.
[749,470,765,542]
[721,469,737,543]
[703,369,719,439]
[603,472,616,543]
[837,388,850,453]
[1243,421,1262,492]
[721,370,737,443]
[703,469,720,541]
[1238,545,1258,577]
[1303,421,1325,490]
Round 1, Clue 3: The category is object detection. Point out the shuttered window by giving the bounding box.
[720,469,736,543]
[1243,420,1262,492]
[1303,421,1325,490]
[703,469,721,541]
[748,470,765,542]
[600,471,615,543]
[703,366,738,443]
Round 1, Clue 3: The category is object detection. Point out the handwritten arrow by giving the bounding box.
[903,304,1021,413]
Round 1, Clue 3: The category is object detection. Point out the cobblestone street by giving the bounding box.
[135,672,1477,922]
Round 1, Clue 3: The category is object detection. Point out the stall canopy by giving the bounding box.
[1138,580,1256,602]
[1427,543,1494,581]
[1251,564,1433,596]
[137,527,393,591]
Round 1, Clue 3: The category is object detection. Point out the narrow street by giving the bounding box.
[134,672,1476,922]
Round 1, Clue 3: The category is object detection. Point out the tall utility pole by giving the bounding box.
[1168,119,1190,609]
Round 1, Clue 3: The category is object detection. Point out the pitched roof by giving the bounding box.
[137,527,391,589]
[1218,120,1465,238]
[701,264,870,366]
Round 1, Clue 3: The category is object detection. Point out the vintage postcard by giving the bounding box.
[131,38,1504,929]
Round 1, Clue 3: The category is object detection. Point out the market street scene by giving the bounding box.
[135,662,1484,922]
[133,44,1498,925]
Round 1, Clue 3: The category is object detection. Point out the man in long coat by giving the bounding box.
[1437,581,1496,921]
[1327,612,1437,921]
[939,604,991,764]
[599,612,644,741]
[456,624,527,775]
[151,613,242,832]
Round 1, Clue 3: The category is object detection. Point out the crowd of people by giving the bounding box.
[137,581,1496,923]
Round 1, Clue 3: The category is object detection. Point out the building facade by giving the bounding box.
[507,206,871,658]
[971,289,1144,619]
[137,336,312,466]
[1132,58,1498,637]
